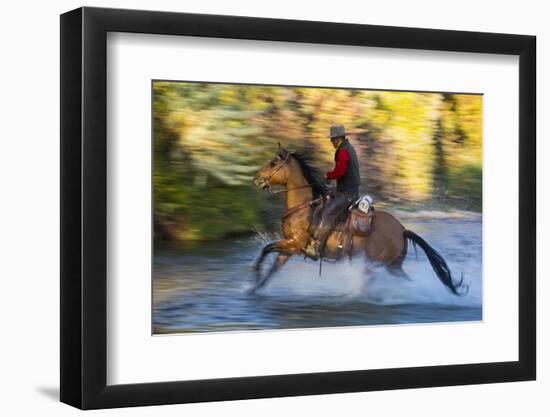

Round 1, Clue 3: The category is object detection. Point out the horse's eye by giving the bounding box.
[270,160,277,166]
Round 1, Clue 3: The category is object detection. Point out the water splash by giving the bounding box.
[252,248,481,308]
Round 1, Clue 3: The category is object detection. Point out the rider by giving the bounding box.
[302,124,361,260]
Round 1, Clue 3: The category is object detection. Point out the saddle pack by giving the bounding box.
[348,206,374,236]
[338,195,375,259]
[347,194,374,236]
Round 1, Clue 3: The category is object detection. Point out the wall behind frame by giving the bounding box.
[0,0,544,416]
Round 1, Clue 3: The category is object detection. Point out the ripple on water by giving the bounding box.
[153,218,482,334]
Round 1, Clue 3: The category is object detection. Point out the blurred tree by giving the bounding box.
[153,82,482,241]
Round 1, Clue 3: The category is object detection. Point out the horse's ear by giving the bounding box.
[277,142,287,159]
[277,142,293,160]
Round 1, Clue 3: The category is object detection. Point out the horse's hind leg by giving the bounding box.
[385,233,410,280]
[256,254,290,290]
[386,263,411,280]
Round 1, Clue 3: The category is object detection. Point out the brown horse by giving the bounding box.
[252,145,466,295]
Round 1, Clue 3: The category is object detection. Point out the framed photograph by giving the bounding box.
[60,6,536,409]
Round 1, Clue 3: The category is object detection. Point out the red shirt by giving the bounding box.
[326,148,350,180]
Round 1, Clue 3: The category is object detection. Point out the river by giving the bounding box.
[153,213,482,334]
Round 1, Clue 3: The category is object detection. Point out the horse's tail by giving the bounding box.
[404,230,467,296]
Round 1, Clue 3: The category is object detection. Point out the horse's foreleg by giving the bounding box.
[254,239,298,270]
[254,242,275,271]
[256,254,291,290]
[252,239,299,292]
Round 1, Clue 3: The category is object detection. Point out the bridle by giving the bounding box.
[263,153,291,188]
[261,153,314,195]
[258,151,324,220]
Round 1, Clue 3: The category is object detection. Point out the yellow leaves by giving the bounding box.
[154,81,482,203]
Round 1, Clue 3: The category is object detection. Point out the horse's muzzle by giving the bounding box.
[254,178,269,190]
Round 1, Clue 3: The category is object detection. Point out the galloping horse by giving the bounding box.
[252,144,466,295]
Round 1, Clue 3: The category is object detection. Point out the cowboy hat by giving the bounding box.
[328,124,346,139]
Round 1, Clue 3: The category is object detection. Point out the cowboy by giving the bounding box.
[302,124,361,260]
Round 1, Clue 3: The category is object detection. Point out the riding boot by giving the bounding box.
[301,239,320,260]
[302,191,352,260]
[301,223,331,261]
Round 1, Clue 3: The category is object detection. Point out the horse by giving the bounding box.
[251,144,467,295]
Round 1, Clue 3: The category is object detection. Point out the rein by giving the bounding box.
[283,196,323,220]
[268,184,312,195]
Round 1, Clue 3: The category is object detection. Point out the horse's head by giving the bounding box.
[254,143,293,190]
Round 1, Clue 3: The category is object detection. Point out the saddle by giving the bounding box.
[310,194,375,261]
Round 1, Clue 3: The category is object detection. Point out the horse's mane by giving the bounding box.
[291,151,329,198]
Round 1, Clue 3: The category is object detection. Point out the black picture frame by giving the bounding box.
[60,6,536,410]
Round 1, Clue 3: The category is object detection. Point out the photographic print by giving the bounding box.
[152,81,482,334]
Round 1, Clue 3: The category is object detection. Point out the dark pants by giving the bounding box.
[311,190,358,254]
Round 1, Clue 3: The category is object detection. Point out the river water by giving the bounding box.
[153,214,482,334]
